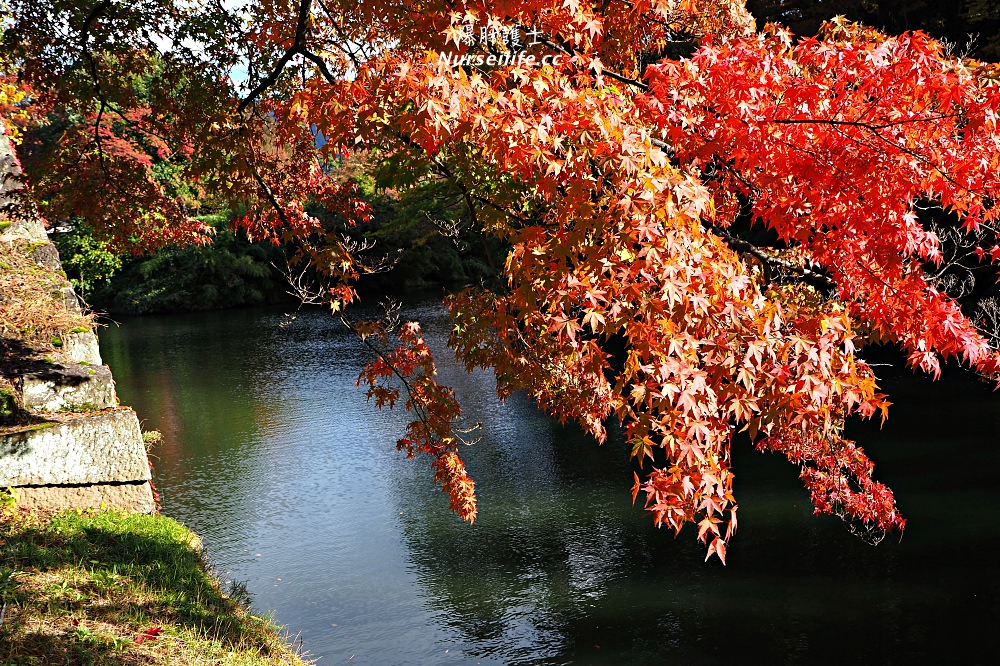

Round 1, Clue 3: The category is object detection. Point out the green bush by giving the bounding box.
[1,386,19,425]
[55,212,291,314]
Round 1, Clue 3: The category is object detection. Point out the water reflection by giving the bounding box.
[100,303,1000,664]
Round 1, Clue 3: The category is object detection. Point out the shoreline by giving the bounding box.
[0,506,312,665]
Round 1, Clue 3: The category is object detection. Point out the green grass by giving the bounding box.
[0,387,17,426]
[0,509,311,665]
[23,422,56,432]
[58,402,99,413]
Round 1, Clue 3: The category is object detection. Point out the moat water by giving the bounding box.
[101,301,1000,664]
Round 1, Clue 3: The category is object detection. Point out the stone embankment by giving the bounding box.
[0,119,155,512]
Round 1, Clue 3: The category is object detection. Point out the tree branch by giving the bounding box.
[772,114,963,131]
[703,220,836,290]
[238,0,334,112]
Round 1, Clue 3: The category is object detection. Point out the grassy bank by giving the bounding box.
[0,506,311,665]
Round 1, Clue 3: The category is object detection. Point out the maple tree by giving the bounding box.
[5,0,1000,562]
[748,1,1000,61]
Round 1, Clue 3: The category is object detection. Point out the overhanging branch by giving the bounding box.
[703,221,836,290]
[238,0,337,112]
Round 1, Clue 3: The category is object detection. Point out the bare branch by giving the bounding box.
[703,220,836,290]
[238,0,311,112]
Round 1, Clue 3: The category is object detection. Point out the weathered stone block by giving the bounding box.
[0,214,46,242]
[29,241,61,271]
[3,117,155,517]
[0,121,24,203]
[14,481,156,513]
[60,285,82,313]
[0,122,44,242]
[21,363,115,412]
[0,408,150,486]
[64,330,103,366]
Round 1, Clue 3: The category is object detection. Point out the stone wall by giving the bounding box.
[0,118,155,513]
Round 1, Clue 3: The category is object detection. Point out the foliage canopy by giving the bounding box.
[5,0,1000,562]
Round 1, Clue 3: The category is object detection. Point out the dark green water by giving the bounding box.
[100,303,1000,665]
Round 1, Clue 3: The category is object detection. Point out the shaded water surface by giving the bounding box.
[100,303,1000,665]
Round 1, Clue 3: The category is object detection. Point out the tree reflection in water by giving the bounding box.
[104,303,1000,665]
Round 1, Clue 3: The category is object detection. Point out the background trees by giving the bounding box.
[748,1,1000,59]
[5,0,1000,561]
